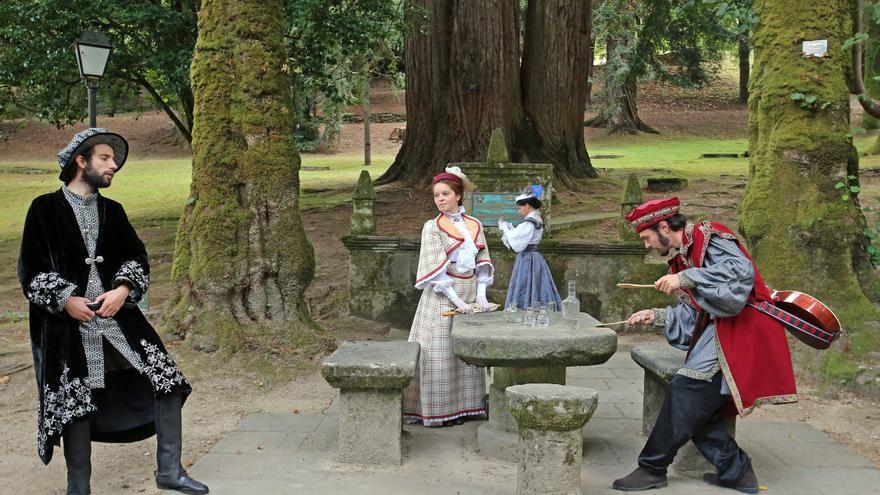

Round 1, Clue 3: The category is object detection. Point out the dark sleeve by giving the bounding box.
[111,206,150,304]
[18,199,77,314]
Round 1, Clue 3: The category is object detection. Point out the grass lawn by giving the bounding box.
[2,135,880,315]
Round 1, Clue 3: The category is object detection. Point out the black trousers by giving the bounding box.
[638,372,750,483]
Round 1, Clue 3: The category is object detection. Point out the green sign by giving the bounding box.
[470,192,520,229]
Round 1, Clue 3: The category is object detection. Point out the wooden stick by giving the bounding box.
[441,310,457,317]
[616,283,655,289]
[596,320,629,327]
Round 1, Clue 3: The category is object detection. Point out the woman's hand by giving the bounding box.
[452,298,474,314]
[475,295,493,312]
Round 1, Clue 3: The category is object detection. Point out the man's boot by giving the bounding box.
[702,462,759,494]
[155,393,209,494]
[63,419,92,495]
[612,467,668,491]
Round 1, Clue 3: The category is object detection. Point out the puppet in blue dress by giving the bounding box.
[497,184,562,310]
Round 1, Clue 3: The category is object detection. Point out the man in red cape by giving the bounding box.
[612,198,796,493]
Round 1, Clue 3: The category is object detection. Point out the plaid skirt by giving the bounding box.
[403,271,487,426]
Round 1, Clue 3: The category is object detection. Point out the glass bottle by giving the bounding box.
[562,280,580,329]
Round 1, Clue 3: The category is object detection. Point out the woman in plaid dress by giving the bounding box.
[403,167,494,426]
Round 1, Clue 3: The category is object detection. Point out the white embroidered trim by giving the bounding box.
[37,366,96,457]
[26,272,78,315]
[140,340,188,393]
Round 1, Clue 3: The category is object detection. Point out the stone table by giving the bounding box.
[451,311,617,460]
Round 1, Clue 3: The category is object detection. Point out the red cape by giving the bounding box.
[669,222,797,416]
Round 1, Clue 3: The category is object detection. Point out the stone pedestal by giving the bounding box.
[506,384,598,495]
[631,346,737,477]
[452,311,616,461]
[321,341,420,465]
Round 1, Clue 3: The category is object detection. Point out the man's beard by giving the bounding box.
[82,160,112,188]
[657,231,671,256]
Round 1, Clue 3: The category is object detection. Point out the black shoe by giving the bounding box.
[702,464,759,494]
[155,471,209,494]
[612,467,668,491]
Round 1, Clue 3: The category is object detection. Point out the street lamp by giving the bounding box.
[73,30,112,128]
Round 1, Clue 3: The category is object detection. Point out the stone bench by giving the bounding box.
[321,341,420,465]
[631,346,736,476]
[506,384,598,495]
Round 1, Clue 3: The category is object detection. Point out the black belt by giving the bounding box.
[522,244,539,252]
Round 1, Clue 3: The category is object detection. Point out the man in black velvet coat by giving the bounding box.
[18,128,208,494]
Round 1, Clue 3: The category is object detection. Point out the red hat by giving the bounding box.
[432,172,462,185]
[625,197,680,232]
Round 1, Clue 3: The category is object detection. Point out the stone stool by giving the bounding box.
[506,384,599,495]
[631,346,736,476]
[321,341,420,465]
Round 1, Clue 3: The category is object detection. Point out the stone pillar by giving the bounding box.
[321,341,420,465]
[486,127,511,163]
[351,169,376,235]
[489,367,566,432]
[619,173,642,242]
[506,384,598,495]
[480,366,566,460]
[336,388,405,464]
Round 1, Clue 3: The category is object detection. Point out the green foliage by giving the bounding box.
[789,91,832,111]
[0,1,404,148]
[0,1,196,137]
[284,0,405,151]
[591,0,748,126]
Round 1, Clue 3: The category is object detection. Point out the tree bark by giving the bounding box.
[520,0,598,186]
[363,82,371,165]
[377,0,523,186]
[865,13,880,152]
[164,0,332,352]
[378,0,598,187]
[738,35,749,104]
[585,30,657,134]
[742,0,879,376]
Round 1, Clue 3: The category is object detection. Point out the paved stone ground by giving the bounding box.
[190,340,880,495]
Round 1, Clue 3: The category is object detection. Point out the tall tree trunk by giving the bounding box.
[586,30,656,134]
[738,35,749,104]
[164,0,331,352]
[521,0,598,186]
[363,82,371,166]
[861,3,880,131]
[379,0,599,187]
[742,0,880,378]
[865,14,880,154]
[377,0,523,186]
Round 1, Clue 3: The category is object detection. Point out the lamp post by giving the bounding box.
[73,30,112,128]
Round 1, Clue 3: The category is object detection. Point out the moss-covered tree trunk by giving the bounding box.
[742,0,880,382]
[520,0,599,187]
[164,0,331,352]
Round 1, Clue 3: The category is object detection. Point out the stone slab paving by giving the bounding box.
[191,344,880,494]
